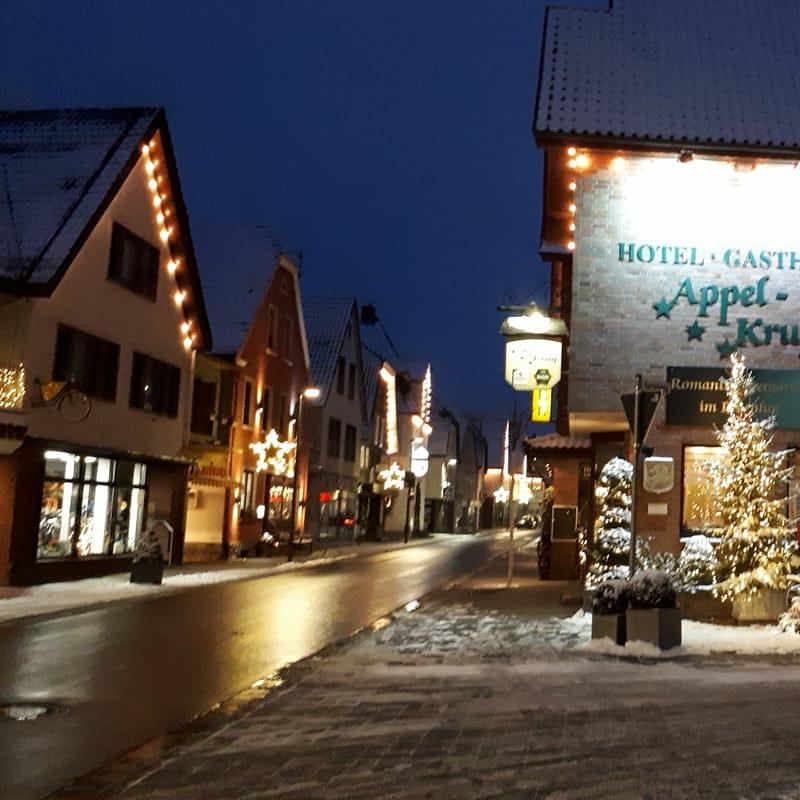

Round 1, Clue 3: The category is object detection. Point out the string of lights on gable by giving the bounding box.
[140,139,197,352]
[565,147,626,254]
[421,365,432,424]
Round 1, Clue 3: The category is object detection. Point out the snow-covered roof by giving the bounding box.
[302,297,357,401]
[0,108,160,284]
[193,225,288,355]
[535,0,800,153]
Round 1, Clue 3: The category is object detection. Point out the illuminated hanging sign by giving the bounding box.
[410,443,429,478]
[504,338,562,390]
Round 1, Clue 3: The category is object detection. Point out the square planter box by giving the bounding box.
[627,607,682,650]
[732,588,786,622]
[591,612,626,645]
[130,559,164,585]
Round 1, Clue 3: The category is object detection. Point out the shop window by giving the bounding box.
[344,424,357,461]
[108,222,159,300]
[682,445,726,533]
[241,379,254,426]
[38,452,147,559]
[129,352,181,417]
[190,378,217,437]
[328,417,342,457]
[347,363,356,400]
[53,324,120,401]
[336,357,345,395]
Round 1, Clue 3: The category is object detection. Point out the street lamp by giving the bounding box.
[288,386,320,562]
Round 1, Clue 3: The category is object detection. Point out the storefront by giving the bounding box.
[5,439,189,584]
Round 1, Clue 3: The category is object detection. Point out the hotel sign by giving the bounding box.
[666,366,800,429]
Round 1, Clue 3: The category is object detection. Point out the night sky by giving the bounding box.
[1,0,580,426]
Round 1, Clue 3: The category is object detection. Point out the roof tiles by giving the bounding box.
[535,0,800,152]
[0,108,159,282]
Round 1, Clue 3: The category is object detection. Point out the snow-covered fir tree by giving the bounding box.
[709,352,798,602]
[587,456,633,585]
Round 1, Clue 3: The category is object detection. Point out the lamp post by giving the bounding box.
[288,386,320,562]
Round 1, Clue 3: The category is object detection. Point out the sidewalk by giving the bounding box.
[61,540,800,800]
[0,532,475,626]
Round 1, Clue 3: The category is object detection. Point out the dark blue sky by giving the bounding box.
[2,0,560,420]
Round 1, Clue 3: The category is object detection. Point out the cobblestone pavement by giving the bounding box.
[85,594,800,800]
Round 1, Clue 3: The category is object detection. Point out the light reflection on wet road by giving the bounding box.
[0,535,494,800]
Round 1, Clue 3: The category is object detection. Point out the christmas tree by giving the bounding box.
[587,457,633,586]
[710,352,798,602]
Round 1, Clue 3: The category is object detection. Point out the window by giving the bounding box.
[267,306,278,353]
[347,363,356,400]
[260,386,271,433]
[108,222,159,300]
[54,324,119,401]
[38,451,147,559]
[241,469,255,512]
[336,357,345,395]
[344,424,357,461]
[241,379,254,426]
[327,417,342,457]
[277,393,288,436]
[682,446,725,532]
[129,352,181,417]
[282,314,293,362]
[190,378,217,437]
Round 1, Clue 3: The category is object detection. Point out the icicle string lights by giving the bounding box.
[140,140,195,352]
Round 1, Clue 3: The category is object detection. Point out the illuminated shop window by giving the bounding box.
[38,452,147,559]
[682,446,725,533]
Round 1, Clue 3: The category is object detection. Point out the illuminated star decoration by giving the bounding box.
[652,297,673,319]
[250,429,297,477]
[716,338,738,358]
[685,320,706,342]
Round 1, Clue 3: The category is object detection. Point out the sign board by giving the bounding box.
[531,387,552,422]
[621,390,662,444]
[410,443,430,478]
[666,366,800,429]
[642,456,674,494]
[504,338,562,391]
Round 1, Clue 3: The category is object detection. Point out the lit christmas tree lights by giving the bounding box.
[709,352,799,602]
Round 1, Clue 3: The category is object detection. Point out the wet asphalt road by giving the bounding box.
[0,535,494,800]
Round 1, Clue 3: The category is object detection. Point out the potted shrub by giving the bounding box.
[626,570,681,650]
[591,579,628,645]
[130,527,165,584]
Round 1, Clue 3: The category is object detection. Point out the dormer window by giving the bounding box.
[108,222,159,301]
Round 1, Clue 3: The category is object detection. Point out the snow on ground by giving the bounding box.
[582,614,800,658]
[367,601,800,661]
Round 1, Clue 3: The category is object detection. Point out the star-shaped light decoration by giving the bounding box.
[652,297,673,319]
[250,429,297,477]
[685,320,706,341]
[716,338,738,358]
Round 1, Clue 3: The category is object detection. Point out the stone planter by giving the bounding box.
[130,559,164,585]
[731,588,786,623]
[591,612,626,645]
[627,607,682,650]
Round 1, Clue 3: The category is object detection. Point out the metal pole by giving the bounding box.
[629,374,641,578]
[507,473,516,587]
[288,396,303,563]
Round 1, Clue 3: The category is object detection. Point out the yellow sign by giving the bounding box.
[531,388,552,422]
